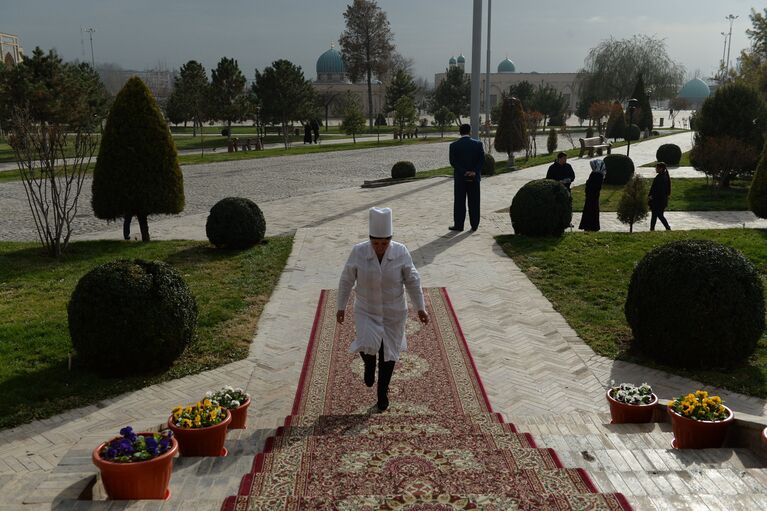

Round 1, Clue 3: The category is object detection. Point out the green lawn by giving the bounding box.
[0,238,292,429]
[571,177,750,212]
[497,229,767,398]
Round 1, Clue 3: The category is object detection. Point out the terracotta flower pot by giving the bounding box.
[669,405,734,449]
[92,434,178,500]
[168,410,231,456]
[227,397,251,430]
[606,388,658,424]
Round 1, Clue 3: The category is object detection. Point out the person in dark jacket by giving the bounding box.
[578,159,606,231]
[649,161,672,231]
[448,124,485,232]
[303,122,312,144]
[546,152,576,191]
[310,119,320,144]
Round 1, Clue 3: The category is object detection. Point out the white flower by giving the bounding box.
[230,400,240,408]
[204,391,213,398]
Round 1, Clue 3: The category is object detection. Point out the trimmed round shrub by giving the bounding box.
[656,144,682,166]
[206,197,266,249]
[483,154,496,176]
[510,179,572,236]
[624,124,640,141]
[603,154,635,185]
[391,161,416,179]
[625,240,764,369]
[68,259,198,376]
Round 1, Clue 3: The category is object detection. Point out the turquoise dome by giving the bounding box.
[497,58,515,73]
[449,56,457,65]
[678,78,710,100]
[316,47,345,75]
[456,54,466,63]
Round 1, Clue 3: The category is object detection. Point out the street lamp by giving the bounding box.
[626,98,638,158]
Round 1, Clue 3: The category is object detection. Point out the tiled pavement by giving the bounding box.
[3,131,767,510]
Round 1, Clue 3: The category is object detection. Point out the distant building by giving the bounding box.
[97,67,176,101]
[311,45,385,121]
[677,78,711,109]
[435,55,579,112]
[0,33,24,67]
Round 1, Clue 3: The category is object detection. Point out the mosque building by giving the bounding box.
[435,54,579,112]
[311,44,385,120]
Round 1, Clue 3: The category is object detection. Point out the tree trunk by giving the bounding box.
[366,65,374,129]
[282,117,289,149]
[138,214,150,242]
[629,222,634,233]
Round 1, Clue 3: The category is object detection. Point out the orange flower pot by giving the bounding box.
[92,434,178,500]
[606,388,658,424]
[669,405,733,449]
[168,410,231,456]
[227,397,251,430]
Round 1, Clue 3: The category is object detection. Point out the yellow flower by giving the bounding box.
[695,390,708,400]
[203,399,212,408]
[172,406,183,418]
[181,419,192,428]
[184,406,193,414]
[210,409,218,420]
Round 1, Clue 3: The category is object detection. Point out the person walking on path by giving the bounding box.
[546,152,576,191]
[578,159,606,231]
[337,207,429,412]
[448,123,484,232]
[649,161,672,231]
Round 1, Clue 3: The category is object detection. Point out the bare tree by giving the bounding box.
[10,110,97,257]
[339,0,395,128]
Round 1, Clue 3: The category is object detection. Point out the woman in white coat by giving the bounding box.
[337,207,429,411]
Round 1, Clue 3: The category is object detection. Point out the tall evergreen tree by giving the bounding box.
[605,101,627,141]
[91,77,184,242]
[340,0,394,128]
[253,59,317,149]
[508,81,535,105]
[494,96,527,169]
[171,60,209,135]
[210,57,247,138]
[630,74,653,131]
[385,69,417,114]
[430,66,470,124]
[339,91,366,143]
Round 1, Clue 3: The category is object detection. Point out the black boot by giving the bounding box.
[360,352,376,387]
[377,353,395,412]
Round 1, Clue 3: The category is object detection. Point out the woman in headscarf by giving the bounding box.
[337,207,429,412]
[578,159,606,232]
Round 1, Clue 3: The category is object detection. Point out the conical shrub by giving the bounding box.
[92,77,184,231]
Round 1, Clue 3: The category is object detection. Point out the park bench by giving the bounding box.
[578,136,612,158]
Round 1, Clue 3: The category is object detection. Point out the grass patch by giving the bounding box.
[0,237,292,429]
[570,178,749,212]
[641,150,692,168]
[497,229,767,398]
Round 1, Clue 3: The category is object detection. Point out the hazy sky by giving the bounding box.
[3,0,758,84]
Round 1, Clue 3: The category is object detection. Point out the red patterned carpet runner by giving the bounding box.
[223,288,632,510]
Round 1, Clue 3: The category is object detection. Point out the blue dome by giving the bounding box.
[449,56,457,65]
[678,78,710,100]
[316,47,345,75]
[497,58,515,73]
[456,54,465,63]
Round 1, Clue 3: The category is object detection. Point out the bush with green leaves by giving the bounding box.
[603,154,635,185]
[391,161,416,179]
[625,240,764,369]
[509,179,572,236]
[68,259,198,376]
[655,144,682,166]
[206,197,266,249]
[616,175,648,232]
[483,153,496,176]
[546,128,557,154]
[624,124,640,141]
[91,77,184,242]
[749,139,767,218]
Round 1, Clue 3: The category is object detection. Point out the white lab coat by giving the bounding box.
[337,240,425,362]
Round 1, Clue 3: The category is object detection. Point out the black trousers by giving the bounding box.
[360,344,396,403]
[123,214,150,241]
[453,179,481,230]
[650,207,671,231]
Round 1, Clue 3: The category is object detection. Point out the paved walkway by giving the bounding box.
[2,131,767,509]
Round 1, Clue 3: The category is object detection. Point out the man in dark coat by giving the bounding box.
[448,124,484,232]
[310,119,320,144]
[546,152,576,190]
[649,161,672,231]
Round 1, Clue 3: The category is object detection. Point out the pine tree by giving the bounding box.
[546,128,557,154]
[91,77,184,242]
[617,175,648,232]
[339,92,366,143]
[494,96,527,169]
[748,139,767,217]
[385,69,417,114]
[605,101,626,141]
[630,74,653,131]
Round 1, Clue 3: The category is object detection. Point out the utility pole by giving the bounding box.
[484,0,492,145]
[720,32,728,80]
[725,14,738,75]
[85,27,95,69]
[470,0,482,138]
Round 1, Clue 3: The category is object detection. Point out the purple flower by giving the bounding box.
[106,447,117,459]
[119,426,133,437]
[145,437,158,455]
